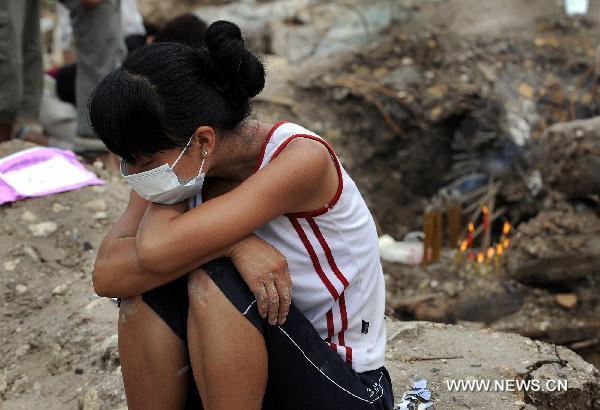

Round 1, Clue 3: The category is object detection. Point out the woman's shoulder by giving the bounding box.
[258,121,334,169]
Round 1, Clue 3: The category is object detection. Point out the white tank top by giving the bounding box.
[194,121,387,372]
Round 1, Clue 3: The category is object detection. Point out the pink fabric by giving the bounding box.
[0,147,104,205]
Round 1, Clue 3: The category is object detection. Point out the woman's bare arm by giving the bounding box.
[136,138,339,274]
[93,190,293,324]
[92,190,233,297]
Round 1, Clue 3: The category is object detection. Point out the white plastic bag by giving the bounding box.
[378,234,423,265]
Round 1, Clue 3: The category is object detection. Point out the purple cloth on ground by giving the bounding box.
[0,147,104,205]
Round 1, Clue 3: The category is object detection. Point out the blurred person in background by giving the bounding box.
[121,0,146,53]
[0,0,46,145]
[59,0,123,153]
[52,11,207,113]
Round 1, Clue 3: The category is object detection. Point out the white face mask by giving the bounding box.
[120,135,206,204]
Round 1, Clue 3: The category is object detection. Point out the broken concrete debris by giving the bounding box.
[396,378,433,409]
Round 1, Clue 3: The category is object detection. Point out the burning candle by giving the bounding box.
[482,206,490,232]
[502,221,511,236]
[454,239,468,271]
[467,223,475,247]
[500,220,512,243]
[494,243,504,274]
[485,247,495,273]
[502,238,510,249]
[475,251,485,274]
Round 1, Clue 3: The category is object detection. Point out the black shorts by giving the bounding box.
[138,258,395,410]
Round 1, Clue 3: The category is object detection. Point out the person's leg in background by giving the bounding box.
[187,267,268,410]
[117,295,192,410]
[0,1,25,142]
[62,0,123,154]
[13,0,46,146]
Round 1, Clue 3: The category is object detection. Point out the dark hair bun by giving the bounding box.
[205,20,265,101]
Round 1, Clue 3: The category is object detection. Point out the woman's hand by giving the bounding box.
[228,234,292,326]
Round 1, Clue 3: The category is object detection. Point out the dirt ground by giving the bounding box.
[0,141,128,409]
[2,0,600,409]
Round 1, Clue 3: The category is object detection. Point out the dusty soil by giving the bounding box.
[0,141,129,409]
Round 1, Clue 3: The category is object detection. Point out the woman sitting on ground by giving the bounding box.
[90,20,394,410]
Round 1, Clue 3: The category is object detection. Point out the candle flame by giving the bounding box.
[460,239,468,252]
[486,247,495,259]
[468,222,475,232]
[496,243,504,256]
[482,206,489,214]
[503,238,510,248]
[502,221,511,235]
[477,252,485,264]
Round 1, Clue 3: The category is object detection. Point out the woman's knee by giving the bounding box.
[118,295,144,324]
[187,268,218,307]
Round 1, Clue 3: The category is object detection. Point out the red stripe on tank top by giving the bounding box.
[289,218,339,301]
[338,292,353,365]
[307,217,353,365]
[254,120,289,173]
[326,309,334,340]
[307,217,349,288]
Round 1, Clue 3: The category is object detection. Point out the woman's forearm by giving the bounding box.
[92,189,229,297]
[93,235,233,298]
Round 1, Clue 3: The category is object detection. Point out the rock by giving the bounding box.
[15,284,28,295]
[93,211,108,220]
[52,203,69,213]
[441,281,458,297]
[81,388,101,410]
[84,298,105,312]
[506,203,600,284]
[517,82,535,99]
[535,117,600,197]
[83,241,94,251]
[22,244,40,262]
[15,343,31,358]
[67,228,79,241]
[10,375,31,395]
[52,284,68,296]
[554,293,578,309]
[451,281,524,323]
[28,221,58,237]
[84,199,107,213]
[386,321,600,409]
[97,334,119,369]
[3,259,20,271]
[0,369,7,395]
[21,211,37,222]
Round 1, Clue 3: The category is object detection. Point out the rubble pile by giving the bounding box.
[265,3,600,375]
